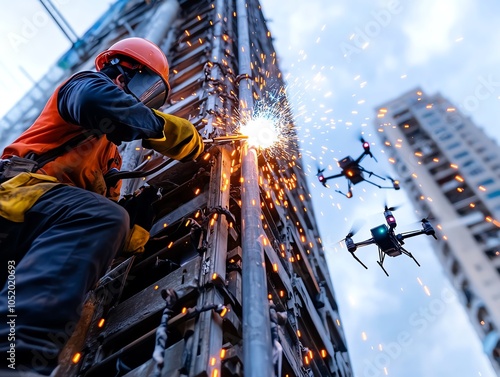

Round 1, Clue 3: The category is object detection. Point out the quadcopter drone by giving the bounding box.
[344,205,437,276]
[316,137,400,198]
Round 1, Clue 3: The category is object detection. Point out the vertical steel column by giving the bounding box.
[237,0,273,375]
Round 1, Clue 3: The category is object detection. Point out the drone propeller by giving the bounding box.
[315,165,328,187]
[416,213,435,224]
[343,219,366,240]
[384,203,402,212]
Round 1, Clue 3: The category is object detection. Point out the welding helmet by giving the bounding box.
[95,37,171,109]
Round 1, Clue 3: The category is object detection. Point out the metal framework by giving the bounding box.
[2,0,354,376]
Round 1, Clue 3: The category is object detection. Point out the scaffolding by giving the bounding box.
[2,1,353,376]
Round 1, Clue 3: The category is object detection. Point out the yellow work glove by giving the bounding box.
[143,110,204,161]
[123,224,150,254]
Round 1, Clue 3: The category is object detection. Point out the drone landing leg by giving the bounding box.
[350,252,368,270]
[377,261,389,277]
[401,247,421,267]
[378,248,389,276]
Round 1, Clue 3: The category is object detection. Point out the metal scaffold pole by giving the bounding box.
[241,142,273,376]
[237,0,273,375]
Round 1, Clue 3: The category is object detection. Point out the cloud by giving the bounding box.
[262,0,345,54]
[401,0,473,66]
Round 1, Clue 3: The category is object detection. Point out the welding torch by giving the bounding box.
[203,135,248,144]
[104,135,249,186]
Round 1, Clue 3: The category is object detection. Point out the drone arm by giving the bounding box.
[354,151,368,164]
[353,238,375,248]
[323,173,344,180]
[399,229,426,240]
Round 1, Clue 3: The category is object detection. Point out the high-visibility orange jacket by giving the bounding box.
[2,71,166,200]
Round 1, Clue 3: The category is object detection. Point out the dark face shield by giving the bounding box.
[126,68,169,109]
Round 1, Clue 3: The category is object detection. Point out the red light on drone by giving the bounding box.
[363,142,369,149]
[386,216,397,227]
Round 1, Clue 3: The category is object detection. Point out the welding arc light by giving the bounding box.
[239,117,279,148]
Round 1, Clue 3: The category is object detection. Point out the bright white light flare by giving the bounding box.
[239,116,279,148]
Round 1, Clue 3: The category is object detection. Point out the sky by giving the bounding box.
[258,1,500,377]
[1,1,499,377]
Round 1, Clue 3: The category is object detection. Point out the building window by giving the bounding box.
[479,178,495,186]
[484,154,498,162]
[487,190,500,199]
[453,151,469,159]
[469,167,485,176]
[447,142,461,149]
[477,306,493,333]
[439,133,453,141]
[485,249,500,260]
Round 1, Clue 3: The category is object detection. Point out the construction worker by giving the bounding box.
[0,37,204,376]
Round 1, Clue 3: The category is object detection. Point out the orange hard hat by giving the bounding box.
[95,37,171,108]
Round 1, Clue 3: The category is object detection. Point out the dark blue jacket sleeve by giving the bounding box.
[57,71,165,144]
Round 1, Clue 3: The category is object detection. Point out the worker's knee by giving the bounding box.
[98,201,130,237]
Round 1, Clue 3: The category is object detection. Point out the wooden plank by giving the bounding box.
[102,257,201,339]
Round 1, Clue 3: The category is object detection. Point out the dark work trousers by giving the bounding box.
[0,185,129,375]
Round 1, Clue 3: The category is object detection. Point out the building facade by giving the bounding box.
[1,0,353,376]
[375,88,500,375]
